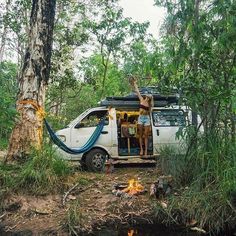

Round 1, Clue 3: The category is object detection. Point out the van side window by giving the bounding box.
[152,110,185,127]
[77,110,108,128]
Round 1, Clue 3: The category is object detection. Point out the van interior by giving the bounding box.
[116,110,153,156]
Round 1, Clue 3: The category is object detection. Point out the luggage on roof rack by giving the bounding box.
[99,99,173,108]
[99,88,179,108]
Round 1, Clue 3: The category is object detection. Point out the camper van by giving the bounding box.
[55,89,200,171]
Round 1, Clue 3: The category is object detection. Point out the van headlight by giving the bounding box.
[58,135,66,142]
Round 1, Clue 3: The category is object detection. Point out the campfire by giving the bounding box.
[122,179,144,195]
[112,179,146,198]
[128,229,134,236]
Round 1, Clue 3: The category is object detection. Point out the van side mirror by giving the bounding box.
[74,123,85,129]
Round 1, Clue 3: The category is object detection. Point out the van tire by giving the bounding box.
[79,158,88,171]
[85,148,106,172]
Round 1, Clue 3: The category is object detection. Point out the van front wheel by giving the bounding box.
[85,149,106,172]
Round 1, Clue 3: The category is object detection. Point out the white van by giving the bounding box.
[55,93,198,171]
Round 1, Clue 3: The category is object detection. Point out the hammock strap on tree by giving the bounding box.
[18,99,105,154]
[44,118,106,154]
[18,100,46,148]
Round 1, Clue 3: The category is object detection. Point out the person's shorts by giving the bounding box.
[138,115,150,126]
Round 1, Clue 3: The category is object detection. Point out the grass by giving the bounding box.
[0,137,9,150]
[0,145,72,196]
[155,134,236,234]
[16,146,72,194]
[64,200,83,236]
[154,183,236,234]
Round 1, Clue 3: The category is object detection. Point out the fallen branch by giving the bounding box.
[62,183,80,206]
[190,227,207,234]
[62,183,95,206]
[0,212,6,220]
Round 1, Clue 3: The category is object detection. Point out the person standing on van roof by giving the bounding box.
[130,77,153,157]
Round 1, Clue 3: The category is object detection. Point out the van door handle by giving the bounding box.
[101,131,108,134]
[156,129,159,136]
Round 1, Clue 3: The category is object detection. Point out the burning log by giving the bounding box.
[122,179,144,195]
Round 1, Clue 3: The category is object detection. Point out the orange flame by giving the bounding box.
[128,229,134,236]
[122,179,144,195]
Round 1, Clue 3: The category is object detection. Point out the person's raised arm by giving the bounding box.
[130,77,143,101]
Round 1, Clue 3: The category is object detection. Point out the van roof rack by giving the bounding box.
[99,87,179,108]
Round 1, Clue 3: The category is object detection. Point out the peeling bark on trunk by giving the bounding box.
[7,0,56,160]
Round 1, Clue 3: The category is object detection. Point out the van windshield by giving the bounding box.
[78,110,108,128]
[66,109,91,128]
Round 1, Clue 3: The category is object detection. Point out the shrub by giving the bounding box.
[17,145,71,194]
[157,134,236,233]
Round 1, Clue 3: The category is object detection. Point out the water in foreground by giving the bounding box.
[92,224,207,236]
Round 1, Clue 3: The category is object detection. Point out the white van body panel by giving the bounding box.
[151,106,189,153]
[55,107,117,160]
[55,105,200,161]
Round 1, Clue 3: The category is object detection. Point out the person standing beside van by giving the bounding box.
[130,77,153,157]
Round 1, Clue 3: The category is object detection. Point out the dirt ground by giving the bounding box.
[0,161,162,235]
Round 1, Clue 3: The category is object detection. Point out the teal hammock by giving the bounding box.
[44,118,105,154]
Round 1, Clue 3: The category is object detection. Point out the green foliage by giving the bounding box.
[0,162,21,190]
[0,147,70,195]
[17,145,71,194]
[0,61,18,149]
[0,139,9,150]
[159,148,195,187]
[154,184,236,234]
[81,54,128,96]
[0,0,235,232]
[123,39,164,86]
[64,200,83,235]
[76,177,90,186]
[152,2,236,230]
[46,0,91,125]
[0,162,21,211]
[47,0,151,119]
[0,0,31,61]
[154,0,236,142]
[158,133,236,233]
[79,0,149,98]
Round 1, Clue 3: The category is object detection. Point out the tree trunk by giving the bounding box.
[7,0,56,160]
[0,0,11,62]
